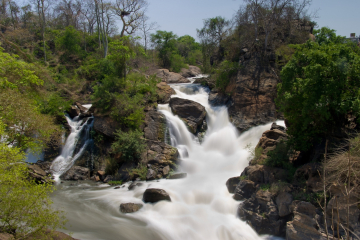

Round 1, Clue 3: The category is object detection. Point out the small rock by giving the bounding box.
[168,173,187,179]
[146,169,156,181]
[163,166,170,176]
[143,188,171,203]
[114,186,120,189]
[226,176,240,193]
[120,203,143,213]
[128,182,143,190]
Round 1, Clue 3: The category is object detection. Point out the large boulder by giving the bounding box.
[60,166,90,181]
[143,140,179,166]
[169,97,206,134]
[233,180,256,200]
[156,69,190,83]
[208,91,231,106]
[144,110,168,142]
[286,212,325,240]
[293,163,322,193]
[226,176,240,193]
[143,188,171,203]
[180,65,201,78]
[241,165,286,184]
[120,203,143,213]
[93,115,119,139]
[156,82,176,104]
[276,192,293,217]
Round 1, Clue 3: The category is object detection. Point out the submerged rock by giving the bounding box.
[60,166,90,181]
[143,188,171,203]
[169,97,206,134]
[120,203,143,213]
[128,182,143,190]
[168,173,187,179]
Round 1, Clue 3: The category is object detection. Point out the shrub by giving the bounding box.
[111,130,145,163]
[108,181,123,186]
[170,54,187,73]
[128,163,147,180]
[215,60,238,92]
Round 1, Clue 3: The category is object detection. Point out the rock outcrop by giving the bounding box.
[28,163,52,184]
[156,69,190,84]
[180,65,201,78]
[93,115,119,139]
[143,188,171,203]
[120,203,143,213]
[169,97,206,134]
[60,166,90,181]
[156,82,176,104]
[144,110,168,142]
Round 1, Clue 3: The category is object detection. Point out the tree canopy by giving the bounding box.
[276,28,360,150]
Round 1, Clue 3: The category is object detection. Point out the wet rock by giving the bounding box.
[270,122,286,132]
[28,164,52,184]
[143,140,179,166]
[226,176,240,193]
[193,77,215,89]
[128,182,143,190]
[209,91,231,106]
[146,169,157,181]
[168,173,187,179]
[60,166,90,181]
[286,212,325,240]
[93,115,119,139]
[156,82,176,104]
[68,105,80,118]
[180,65,201,78]
[117,161,136,181]
[120,203,143,213]
[276,192,293,217]
[233,180,256,200]
[241,165,286,184]
[156,69,190,83]
[103,175,113,183]
[169,97,206,134]
[144,111,167,142]
[162,165,170,176]
[143,188,171,203]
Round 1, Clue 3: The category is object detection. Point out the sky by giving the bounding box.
[146,0,360,39]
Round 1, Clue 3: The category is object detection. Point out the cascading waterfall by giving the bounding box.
[51,81,285,240]
[50,113,94,180]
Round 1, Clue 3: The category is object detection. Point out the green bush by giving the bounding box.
[215,60,238,92]
[105,157,120,176]
[127,163,147,180]
[170,54,187,73]
[39,93,72,118]
[56,26,81,57]
[92,75,125,110]
[108,180,123,186]
[111,130,145,162]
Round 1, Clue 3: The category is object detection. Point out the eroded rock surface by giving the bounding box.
[169,97,206,134]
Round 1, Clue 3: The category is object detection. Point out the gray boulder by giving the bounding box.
[60,166,90,181]
[143,188,171,203]
[233,180,256,200]
[226,176,240,193]
[169,97,206,134]
[120,203,143,213]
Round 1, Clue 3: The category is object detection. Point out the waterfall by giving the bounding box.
[50,113,94,180]
[51,81,285,240]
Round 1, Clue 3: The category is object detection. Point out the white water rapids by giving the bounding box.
[51,82,284,240]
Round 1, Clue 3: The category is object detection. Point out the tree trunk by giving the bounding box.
[41,0,46,63]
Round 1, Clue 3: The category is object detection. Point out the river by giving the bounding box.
[51,81,284,240]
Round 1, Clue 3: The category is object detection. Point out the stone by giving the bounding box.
[117,161,136,181]
[60,166,90,181]
[226,176,240,193]
[103,175,113,183]
[233,180,256,200]
[242,165,286,184]
[289,200,317,218]
[270,122,286,132]
[286,212,325,240]
[144,111,167,142]
[293,163,322,193]
[143,140,179,166]
[255,190,273,211]
[128,182,143,190]
[162,165,170,176]
[168,173,187,179]
[120,203,143,213]
[143,188,171,203]
[180,65,201,78]
[93,115,119,139]
[95,175,100,182]
[169,97,206,134]
[156,69,190,83]
[156,82,176,104]
[276,192,293,217]
[146,169,156,181]
[68,105,80,118]
[28,164,52,184]
[209,91,231,106]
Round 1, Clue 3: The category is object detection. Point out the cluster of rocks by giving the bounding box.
[155,65,201,84]
[227,123,360,239]
[120,188,171,214]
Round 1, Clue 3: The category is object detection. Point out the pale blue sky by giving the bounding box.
[146,0,360,39]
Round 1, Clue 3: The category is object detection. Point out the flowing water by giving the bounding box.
[50,114,94,180]
[51,82,284,240]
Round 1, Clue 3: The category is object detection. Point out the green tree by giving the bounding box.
[56,26,81,57]
[151,30,178,69]
[111,129,145,162]
[0,120,65,239]
[276,28,360,150]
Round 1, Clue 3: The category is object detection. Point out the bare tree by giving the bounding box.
[137,15,158,52]
[113,0,148,37]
